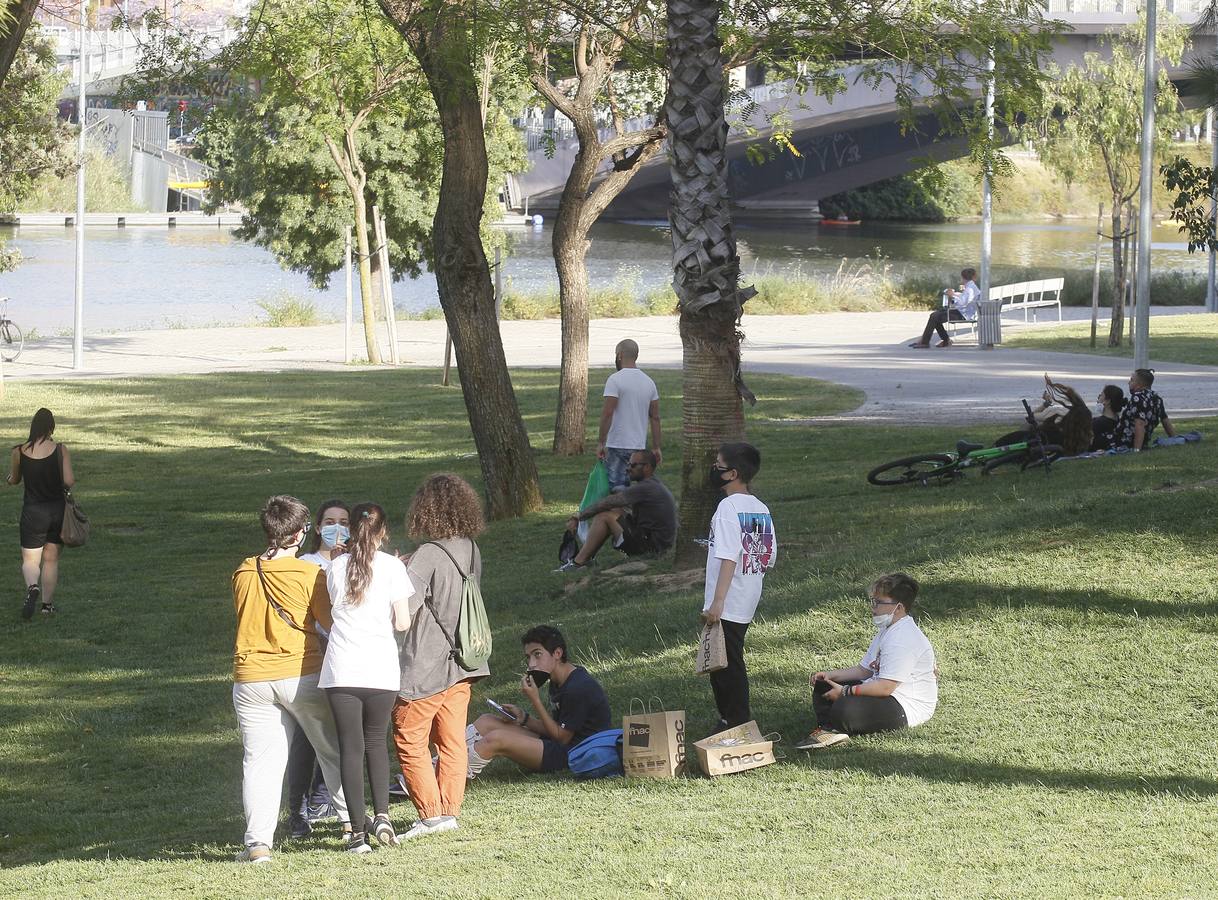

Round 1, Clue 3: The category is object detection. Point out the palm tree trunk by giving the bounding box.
[380,0,543,519]
[666,0,754,566]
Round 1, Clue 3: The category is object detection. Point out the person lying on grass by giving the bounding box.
[795,572,938,751]
[465,625,611,778]
[555,449,677,573]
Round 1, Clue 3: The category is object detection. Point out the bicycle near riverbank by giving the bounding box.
[867,401,1062,486]
[0,298,25,363]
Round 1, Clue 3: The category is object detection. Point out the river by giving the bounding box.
[0,218,1203,333]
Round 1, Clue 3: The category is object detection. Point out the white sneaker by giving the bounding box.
[401,816,459,840]
[236,842,272,864]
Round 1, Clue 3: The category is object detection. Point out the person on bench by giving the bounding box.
[912,267,979,348]
[1115,368,1176,452]
[554,449,676,573]
[465,626,611,778]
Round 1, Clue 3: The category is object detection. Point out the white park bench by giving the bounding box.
[947,277,1064,339]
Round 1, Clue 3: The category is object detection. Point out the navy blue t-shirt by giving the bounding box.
[548,666,611,744]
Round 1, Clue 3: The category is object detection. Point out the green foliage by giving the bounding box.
[821,165,975,222]
[0,370,1215,894]
[1160,154,1218,252]
[0,24,72,271]
[16,138,143,213]
[253,292,332,327]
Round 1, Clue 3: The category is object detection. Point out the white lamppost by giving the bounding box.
[1133,0,1156,368]
[73,0,87,371]
[979,50,995,308]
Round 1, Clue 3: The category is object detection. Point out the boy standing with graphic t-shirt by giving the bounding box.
[701,442,777,731]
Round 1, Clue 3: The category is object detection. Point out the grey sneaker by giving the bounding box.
[287,811,312,839]
[372,814,399,847]
[401,816,459,840]
[346,832,372,854]
[794,728,850,751]
[236,842,272,864]
[553,560,587,574]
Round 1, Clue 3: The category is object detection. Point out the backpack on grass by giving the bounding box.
[568,728,624,780]
[422,540,492,672]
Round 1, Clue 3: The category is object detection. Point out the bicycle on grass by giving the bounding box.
[867,400,1062,486]
[0,298,24,363]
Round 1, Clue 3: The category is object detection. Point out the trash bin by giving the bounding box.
[977,299,1002,348]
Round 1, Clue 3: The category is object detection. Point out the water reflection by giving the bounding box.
[0,218,1203,332]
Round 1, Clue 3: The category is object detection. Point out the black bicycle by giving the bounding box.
[0,297,23,363]
[867,400,1062,486]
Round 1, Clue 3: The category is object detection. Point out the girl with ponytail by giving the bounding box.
[318,502,414,853]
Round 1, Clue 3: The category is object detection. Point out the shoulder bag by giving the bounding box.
[60,488,90,548]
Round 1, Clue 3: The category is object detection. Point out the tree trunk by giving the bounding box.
[351,191,383,364]
[1108,201,1125,347]
[666,0,754,566]
[0,0,39,90]
[380,0,543,519]
[551,206,591,454]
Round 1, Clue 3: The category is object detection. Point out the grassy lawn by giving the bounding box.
[1004,313,1218,366]
[1,368,1216,897]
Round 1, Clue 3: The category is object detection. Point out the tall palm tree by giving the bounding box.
[664,0,755,564]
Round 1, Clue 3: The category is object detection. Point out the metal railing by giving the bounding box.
[56,24,239,85]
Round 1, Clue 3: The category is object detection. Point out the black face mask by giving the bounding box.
[614,356,622,371]
[527,668,551,688]
[707,465,731,489]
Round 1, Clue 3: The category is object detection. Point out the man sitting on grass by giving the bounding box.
[555,449,676,573]
[1115,368,1177,452]
[465,625,611,777]
[795,572,938,750]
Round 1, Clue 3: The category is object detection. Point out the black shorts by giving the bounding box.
[539,738,570,773]
[20,500,64,550]
[617,514,669,557]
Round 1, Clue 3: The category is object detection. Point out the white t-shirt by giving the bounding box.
[604,367,659,450]
[702,492,777,624]
[319,551,413,691]
[860,615,938,727]
[298,551,333,571]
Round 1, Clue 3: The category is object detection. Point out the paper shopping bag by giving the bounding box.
[695,622,728,675]
[694,720,776,777]
[621,700,687,779]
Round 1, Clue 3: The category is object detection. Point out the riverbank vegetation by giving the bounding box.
[15,139,143,214]
[1003,313,1218,366]
[1,369,1213,896]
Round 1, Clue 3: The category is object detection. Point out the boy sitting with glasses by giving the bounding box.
[795,572,938,750]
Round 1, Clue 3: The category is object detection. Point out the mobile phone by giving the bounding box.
[486,699,518,723]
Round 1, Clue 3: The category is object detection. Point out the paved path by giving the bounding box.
[4,306,1215,423]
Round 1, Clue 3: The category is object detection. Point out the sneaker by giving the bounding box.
[794,728,850,751]
[553,560,587,574]
[388,773,410,799]
[372,814,398,847]
[346,832,372,854]
[39,603,56,615]
[306,801,336,824]
[287,811,312,839]
[937,338,952,348]
[401,816,459,840]
[21,585,39,621]
[236,842,272,864]
[909,342,931,349]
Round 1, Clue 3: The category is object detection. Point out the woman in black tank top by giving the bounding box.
[6,408,76,619]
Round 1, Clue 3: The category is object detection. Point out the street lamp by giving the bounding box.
[1133,0,1157,368]
[73,0,87,371]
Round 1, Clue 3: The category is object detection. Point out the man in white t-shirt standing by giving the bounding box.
[795,572,938,750]
[701,441,777,732]
[598,339,661,492]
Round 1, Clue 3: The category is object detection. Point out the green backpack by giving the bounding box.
[422,540,492,672]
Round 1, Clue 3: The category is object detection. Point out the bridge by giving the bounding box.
[511,0,1216,219]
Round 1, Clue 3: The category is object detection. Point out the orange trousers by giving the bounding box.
[391,680,471,819]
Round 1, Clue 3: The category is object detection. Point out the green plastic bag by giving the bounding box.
[576,460,611,542]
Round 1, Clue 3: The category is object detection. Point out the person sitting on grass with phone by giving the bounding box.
[465,625,610,778]
[795,572,938,751]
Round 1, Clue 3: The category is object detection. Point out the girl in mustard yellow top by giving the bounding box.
[229,495,350,864]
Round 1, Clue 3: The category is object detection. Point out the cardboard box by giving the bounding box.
[694,720,776,777]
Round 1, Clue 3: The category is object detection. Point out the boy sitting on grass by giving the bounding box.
[796,572,938,750]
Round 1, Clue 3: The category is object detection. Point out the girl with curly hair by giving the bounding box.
[392,473,487,840]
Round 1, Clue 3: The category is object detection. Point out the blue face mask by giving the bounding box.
[319,523,349,549]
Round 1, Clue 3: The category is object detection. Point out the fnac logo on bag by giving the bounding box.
[673,717,686,767]
[628,722,652,748]
[719,750,768,768]
[700,630,714,667]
